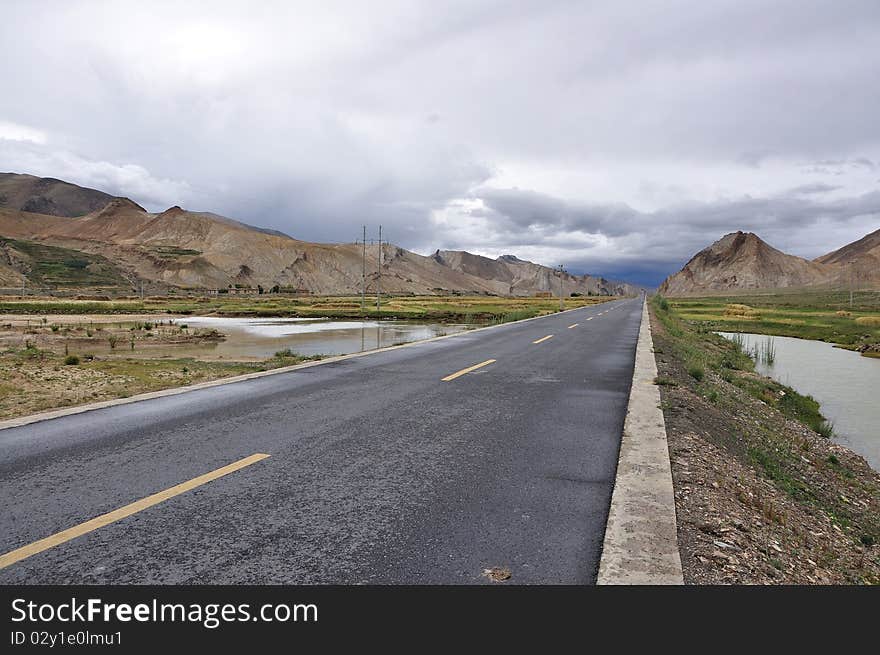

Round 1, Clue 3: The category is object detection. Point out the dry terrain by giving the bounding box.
[651,298,879,584]
[0,172,640,297]
[0,315,313,420]
[659,229,880,296]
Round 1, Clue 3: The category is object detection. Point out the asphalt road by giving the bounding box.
[0,298,642,584]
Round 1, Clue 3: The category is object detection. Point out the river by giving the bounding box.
[719,332,880,471]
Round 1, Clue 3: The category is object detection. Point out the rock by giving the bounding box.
[481,566,512,582]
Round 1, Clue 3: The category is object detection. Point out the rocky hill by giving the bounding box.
[659,230,879,296]
[0,173,640,296]
[814,228,880,287]
[0,172,118,217]
[433,250,639,296]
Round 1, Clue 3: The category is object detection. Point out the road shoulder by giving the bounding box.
[597,300,684,584]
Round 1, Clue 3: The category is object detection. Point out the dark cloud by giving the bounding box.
[456,186,880,286]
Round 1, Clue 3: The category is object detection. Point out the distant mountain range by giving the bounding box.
[659,229,880,296]
[0,172,641,296]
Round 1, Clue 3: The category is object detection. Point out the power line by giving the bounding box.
[556,264,566,310]
[361,225,366,312]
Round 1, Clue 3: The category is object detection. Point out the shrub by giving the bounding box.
[687,363,705,381]
[816,420,834,438]
[64,354,80,365]
[854,316,880,327]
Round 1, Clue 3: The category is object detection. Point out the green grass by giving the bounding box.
[149,246,202,258]
[687,362,705,381]
[0,237,130,288]
[666,290,880,353]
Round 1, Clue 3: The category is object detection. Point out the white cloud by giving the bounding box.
[0,121,47,145]
[0,140,191,210]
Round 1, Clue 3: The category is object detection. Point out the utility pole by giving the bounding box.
[361,225,366,312]
[376,224,382,314]
[556,264,565,310]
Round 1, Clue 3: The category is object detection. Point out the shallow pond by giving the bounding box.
[169,316,474,359]
[719,332,880,471]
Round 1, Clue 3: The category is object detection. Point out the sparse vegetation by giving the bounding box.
[687,361,705,381]
[272,348,324,362]
[0,237,129,288]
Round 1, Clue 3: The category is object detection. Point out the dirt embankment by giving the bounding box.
[650,302,879,584]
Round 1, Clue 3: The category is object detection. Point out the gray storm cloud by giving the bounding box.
[1,0,878,286]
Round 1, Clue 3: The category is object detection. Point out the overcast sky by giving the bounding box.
[2,0,879,285]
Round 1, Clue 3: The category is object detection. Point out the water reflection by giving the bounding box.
[166,316,472,360]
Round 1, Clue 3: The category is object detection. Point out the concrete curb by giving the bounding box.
[597,299,684,585]
[0,300,614,432]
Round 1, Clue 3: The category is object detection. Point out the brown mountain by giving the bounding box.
[658,232,832,296]
[433,250,638,296]
[0,172,121,217]
[814,228,880,288]
[0,173,639,296]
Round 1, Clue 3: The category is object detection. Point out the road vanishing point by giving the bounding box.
[0,298,641,584]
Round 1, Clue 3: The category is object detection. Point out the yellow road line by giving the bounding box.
[0,453,270,570]
[442,359,496,381]
[533,335,554,344]
[568,323,578,329]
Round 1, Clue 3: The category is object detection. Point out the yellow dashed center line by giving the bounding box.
[533,335,554,344]
[0,453,271,570]
[442,359,496,381]
[567,323,578,329]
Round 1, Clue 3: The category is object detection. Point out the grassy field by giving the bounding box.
[651,296,834,435]
[0,293,618,322]
[662,290,880,355]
